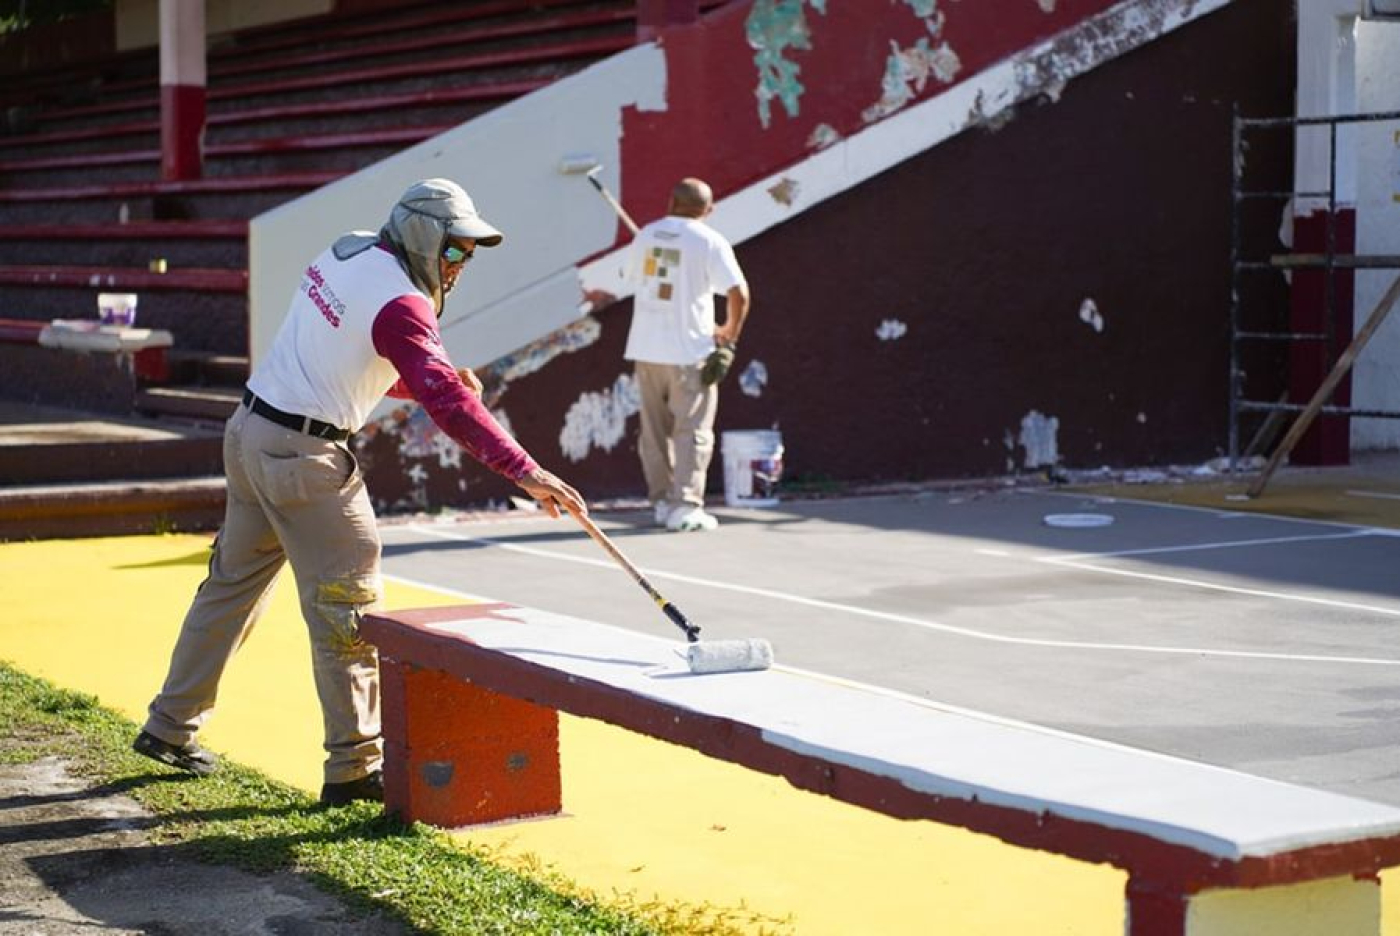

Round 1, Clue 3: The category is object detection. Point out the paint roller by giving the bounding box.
[558,154,641,235]
[567,506,774,675]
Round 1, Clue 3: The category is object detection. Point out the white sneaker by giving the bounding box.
[652,502,672,526]
[665,505,718,532]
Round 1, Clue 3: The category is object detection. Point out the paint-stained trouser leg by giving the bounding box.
[668,363,718,509]
[239,413,384,785]
[144,406,287,747]
[635,362,676,507]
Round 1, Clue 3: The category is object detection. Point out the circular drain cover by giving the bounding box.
[1043,513,1115,528]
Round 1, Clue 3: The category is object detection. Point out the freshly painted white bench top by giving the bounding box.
[364,601,1400,893]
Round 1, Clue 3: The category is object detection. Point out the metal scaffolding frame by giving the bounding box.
[1228,107,1400,469]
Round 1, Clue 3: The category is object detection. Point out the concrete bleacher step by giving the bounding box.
[0,80,545,158]
[0,477,226,540]
[0,0,668,532]
[0,221,247,268]
[0,171,342,225]
[136,385,242,422]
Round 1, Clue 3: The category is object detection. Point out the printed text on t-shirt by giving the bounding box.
[303,264,348,327]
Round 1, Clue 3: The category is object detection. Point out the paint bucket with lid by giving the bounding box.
[97,293,138,327]
[721,430,783,508]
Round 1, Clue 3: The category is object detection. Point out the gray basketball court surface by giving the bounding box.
[377,484,1400,808]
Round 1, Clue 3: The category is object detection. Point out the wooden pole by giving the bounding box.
[1248,274,1400,498]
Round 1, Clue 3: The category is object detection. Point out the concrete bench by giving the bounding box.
[362,603,1400,936]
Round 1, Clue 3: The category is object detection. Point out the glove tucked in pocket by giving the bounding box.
[700,344,736,386]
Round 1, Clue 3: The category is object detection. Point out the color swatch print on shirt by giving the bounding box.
[644,246,682,302]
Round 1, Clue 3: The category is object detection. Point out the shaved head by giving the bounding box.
[669,178,713,218]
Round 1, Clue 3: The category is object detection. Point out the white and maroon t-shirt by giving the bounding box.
[248,244,536,480]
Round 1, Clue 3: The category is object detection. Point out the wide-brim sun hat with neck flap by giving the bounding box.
[395,178,503,247]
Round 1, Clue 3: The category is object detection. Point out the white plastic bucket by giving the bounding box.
[97,292,138,327]
[721,430,784,508]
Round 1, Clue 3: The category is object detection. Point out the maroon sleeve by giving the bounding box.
[371,295,539,480]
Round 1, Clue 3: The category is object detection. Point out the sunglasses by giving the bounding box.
[442,244,474,265]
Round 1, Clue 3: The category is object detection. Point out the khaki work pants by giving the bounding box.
[144,404,382,784]
[635,361,718,512]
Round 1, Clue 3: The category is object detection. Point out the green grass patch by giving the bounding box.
[0,662,786,935]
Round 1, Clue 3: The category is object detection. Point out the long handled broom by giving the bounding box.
[568,507,773,675]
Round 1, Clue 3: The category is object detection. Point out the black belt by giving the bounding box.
[242,388,351,442]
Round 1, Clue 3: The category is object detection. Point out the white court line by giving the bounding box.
[397,523,1400,668]
[1038,554,1400,620]
[1348,489,1400,502]
[1040,487,1393,533]
[1053,530,1372,562]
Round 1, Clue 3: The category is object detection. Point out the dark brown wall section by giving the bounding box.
[364,0,1296,510]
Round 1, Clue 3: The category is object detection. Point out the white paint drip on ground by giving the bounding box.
[559,373,640,462]
[1019,410,1060,468]
[1079,298,1104,332]
[876,318,908,340]
[739,359,769,398]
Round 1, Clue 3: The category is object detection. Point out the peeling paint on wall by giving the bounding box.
[361,405,464,470]
[768,177,800,206]
[739,359,769,397]
[863,36,963,124]
[747,0,827,128]
[1019,410,1060,468]
[875,318,908,340]
[477,316,603,407]
[1078,298,1104,332]
[559,373,641,463]
[807,123,841,150]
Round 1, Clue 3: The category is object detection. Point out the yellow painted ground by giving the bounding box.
[1,531,1392,933]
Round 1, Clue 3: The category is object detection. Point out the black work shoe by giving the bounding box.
[319,770,384,806]
[132,730,219,776]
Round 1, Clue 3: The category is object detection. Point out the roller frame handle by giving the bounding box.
[586,172,641,236]
[570,508,701,642]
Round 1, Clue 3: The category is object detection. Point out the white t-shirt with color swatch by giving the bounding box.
[623,216,746,366]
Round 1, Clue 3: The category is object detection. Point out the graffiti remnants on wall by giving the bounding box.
[739,359,769,397]
[559,372,641,462]
[1018,409,1060,469]
[747,0,827,128]
[876,318,909,341]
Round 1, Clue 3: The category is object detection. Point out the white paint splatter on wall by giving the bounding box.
[387,406,465,469]
[1019,410,1060,468]
[492,408,514,438]
[1078,298,1104,332]
[875,318,909,340]
[559,373,641,463]
[739,359,769,397]
[1036,0,1057,11]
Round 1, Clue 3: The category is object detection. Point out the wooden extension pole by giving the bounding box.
[1248,274,1400,498]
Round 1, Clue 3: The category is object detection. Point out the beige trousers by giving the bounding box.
[144,404,382,784]
[635,361,719,512]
